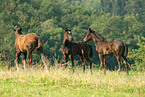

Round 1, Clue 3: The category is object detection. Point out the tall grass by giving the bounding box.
[0,64,145,97]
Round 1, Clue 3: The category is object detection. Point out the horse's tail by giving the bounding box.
[36,36,43,52]
[81,49,86,69]
[88,45,93,58]
[123,43,128,57]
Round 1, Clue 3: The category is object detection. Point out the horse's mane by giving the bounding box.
[93,31,105,41]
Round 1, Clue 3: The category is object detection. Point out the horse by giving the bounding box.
[62,28,93,73]
[13,27,48,71]
[83,28,130,75]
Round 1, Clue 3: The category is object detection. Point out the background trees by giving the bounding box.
[0,0,145,70]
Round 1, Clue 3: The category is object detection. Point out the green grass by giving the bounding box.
[0,66,145,97]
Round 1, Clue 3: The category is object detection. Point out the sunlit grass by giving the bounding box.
[0,64,145,97]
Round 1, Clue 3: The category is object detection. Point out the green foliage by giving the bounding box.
[125,0,145,22]
[91,14,144,46]
[0,0,145,70]
[129,36,145,71]
[41,19,63,58]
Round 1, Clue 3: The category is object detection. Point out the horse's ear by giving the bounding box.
[89,28,91,32]
[12,28,16,31]
[20,28,22,31]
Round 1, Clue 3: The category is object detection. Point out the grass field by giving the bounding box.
[0,65,145,97]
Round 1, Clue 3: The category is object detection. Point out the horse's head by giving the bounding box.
[83,28,94,42]
[13,27,23,35]
[84,28,105,42]
[64,28,73,41]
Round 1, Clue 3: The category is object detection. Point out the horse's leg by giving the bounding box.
[64,55,68,68]
[36,47,48,71]
[103,56,106,75]
[119,58,123,72]
[23,53,27,70]
[40,53,48,72]
[99,54,106,75]
[116,55,122,75]
[14,51,21,70]
[120,58,123,69]
[69,55,74,73]
[27,50,32,68]
[103,56,106,73]
[122,56,129,76]
[79,55,85,73]
[85,54,92,74]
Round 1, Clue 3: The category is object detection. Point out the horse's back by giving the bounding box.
[75,41,90,55]
[96,40,111,49]
[15,33,40,52]
[71,42,82,55]
[25,33,39,40]
[112,40,124,49]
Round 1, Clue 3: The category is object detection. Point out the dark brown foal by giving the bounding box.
[62,28,93,73]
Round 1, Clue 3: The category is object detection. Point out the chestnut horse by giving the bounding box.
[62,28,93,73]
[13,27,48,71]
[83,28,129,75]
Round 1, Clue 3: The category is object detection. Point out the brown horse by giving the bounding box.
[83,28,129,75]
[13,27,48,71]
[62,28,93,73]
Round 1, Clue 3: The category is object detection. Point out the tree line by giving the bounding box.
[0,0,145,70]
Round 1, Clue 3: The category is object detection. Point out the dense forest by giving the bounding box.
[0,0,145,71]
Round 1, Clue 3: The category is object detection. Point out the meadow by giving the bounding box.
[0,64,145,97]
[0,0,145,97]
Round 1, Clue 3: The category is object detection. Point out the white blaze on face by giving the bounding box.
[68,31,71,34]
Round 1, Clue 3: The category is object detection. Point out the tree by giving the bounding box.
[128,36,145,71]
[125,0,145,23]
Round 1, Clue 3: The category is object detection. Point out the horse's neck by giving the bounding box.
[92,35,106,47]
[91,36,100,44]
[92,38,99,47]
[92,32,105,41]
[63,39,71,48]
[15,32,22,37]
[62,39,65,48]
[91,32,105,43]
